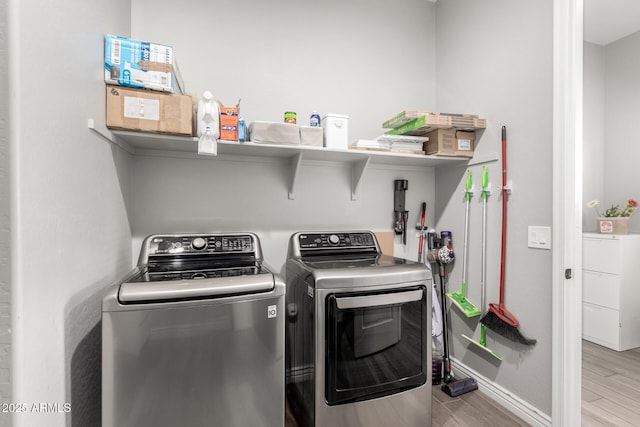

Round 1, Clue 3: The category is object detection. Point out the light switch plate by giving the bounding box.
[528,226,551,250]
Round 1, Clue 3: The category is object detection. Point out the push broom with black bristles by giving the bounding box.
[480,126,536,346]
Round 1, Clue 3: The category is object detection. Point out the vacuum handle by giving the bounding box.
[438,272,452,381]
[418,202,427,259]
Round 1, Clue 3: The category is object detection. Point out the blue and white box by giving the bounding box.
[104,35,184,93]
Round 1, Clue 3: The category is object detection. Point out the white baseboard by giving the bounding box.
[450,358,552,427]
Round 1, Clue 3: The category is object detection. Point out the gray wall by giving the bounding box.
[0,0,11,425]
[582,33,640,233]
[128,155,436,270]
[434,0,553,415]
[131,0,437,143]
[583,41,605,232]
[8,0,133,426]
[603,31,640,232]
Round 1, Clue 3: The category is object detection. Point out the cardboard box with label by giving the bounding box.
[423,128,475,157]
[105,86,193,135]
[104,35,185,94]
[219,106,239,141]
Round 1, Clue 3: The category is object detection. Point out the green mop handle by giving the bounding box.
[461,170,472,299]
[480,166,489,347]
[481,166,488,200]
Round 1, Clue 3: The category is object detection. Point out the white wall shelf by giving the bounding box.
[109,129,469,166]
[95,127,471,200]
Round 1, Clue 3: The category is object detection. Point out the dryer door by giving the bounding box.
[324,286,427,405]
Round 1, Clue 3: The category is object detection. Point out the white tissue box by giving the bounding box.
[249,121,300,145]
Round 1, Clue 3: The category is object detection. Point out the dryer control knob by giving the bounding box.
[192,237,207,250]
[328,234,340,246]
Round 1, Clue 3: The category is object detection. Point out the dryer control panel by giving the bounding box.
[298,232,377,250]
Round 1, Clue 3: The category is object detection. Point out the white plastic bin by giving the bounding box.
[321,114,349,149]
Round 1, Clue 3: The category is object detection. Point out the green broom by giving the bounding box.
[462,166,502,360]
[446,170,481,317]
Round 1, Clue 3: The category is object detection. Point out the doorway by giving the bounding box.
[552,0,583,425]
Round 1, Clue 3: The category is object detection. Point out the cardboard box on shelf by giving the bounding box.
[383,111,486,131]
[105,85,193,136]
[424,128,475,157]
[104,34,185,94]
[219,106,239,141]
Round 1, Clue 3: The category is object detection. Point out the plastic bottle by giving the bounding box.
[197,90,220,139]
[238,117,246,143]
[310,110,321,127]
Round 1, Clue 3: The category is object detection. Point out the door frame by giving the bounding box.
[552,0,583,425]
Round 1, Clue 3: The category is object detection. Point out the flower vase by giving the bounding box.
[597,217,629,234]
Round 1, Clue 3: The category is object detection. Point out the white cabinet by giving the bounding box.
[582,233,640,351]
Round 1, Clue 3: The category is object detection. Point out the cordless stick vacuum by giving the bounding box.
[416,204,445,385]
[427,231,478,397]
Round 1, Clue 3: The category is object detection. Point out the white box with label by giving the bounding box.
[321,114,349,149]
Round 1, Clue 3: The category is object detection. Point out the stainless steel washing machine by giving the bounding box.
[102,232,285,427]
[285,231,432,427]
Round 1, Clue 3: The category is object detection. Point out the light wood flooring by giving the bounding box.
[286,384,530,427]
[582,339,640,426]
[431,384,530,426]
[286,341,640,427]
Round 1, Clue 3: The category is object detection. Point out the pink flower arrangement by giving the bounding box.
[587,199,638,218]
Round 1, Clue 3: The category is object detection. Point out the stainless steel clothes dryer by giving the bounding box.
[102,233,285,427]
[285,231,432,427]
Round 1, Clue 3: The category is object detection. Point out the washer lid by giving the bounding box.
[118,273,275,303]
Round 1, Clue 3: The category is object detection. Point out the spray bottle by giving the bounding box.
[197,91,220,138]
[197,91,220,155]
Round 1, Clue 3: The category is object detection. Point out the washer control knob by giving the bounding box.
[328,234,340,246]
[192,237,207,250]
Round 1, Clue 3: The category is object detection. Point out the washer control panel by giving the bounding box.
[148,234,255,255]
[298,232,376,250]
